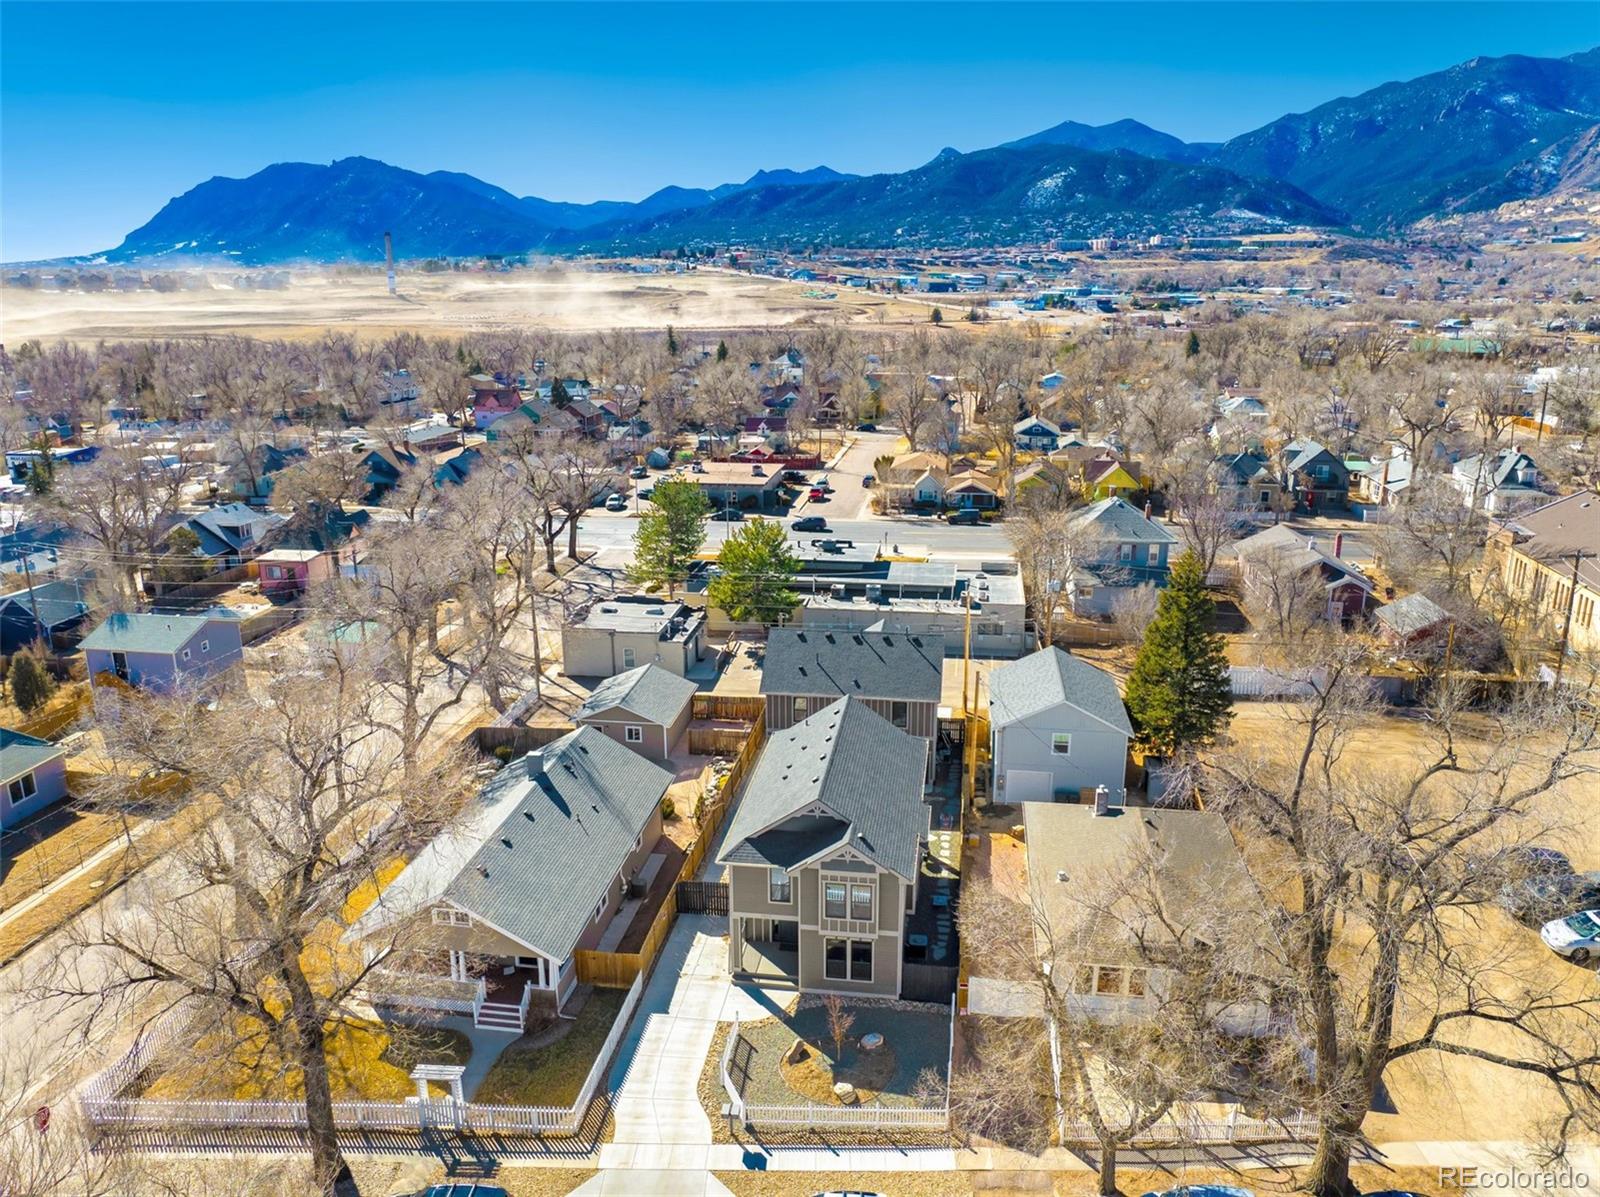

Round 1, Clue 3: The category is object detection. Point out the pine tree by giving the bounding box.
[11,647,56,715]
[627,479,709,598]
[931,308,943,325]
[716,340,729,363]
[549,377,571,407]
[706,518,800,625]
[1123,551,1231,755]
[666,326,679,356]
[1185,330,1200,358]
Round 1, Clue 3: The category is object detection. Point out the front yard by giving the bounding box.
[473,985,626,1106]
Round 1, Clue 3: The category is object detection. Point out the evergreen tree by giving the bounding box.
[627,479,709,598]
[716,340,729,363]
[1185,330,1201,358]
[706,518,800,625]
[1123,551,1231,755]
[666,326,679,356]
[549,377,571,407]
[930,307,943,325]
[11,647,56,715]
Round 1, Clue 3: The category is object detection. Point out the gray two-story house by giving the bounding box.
[718,696,930,998]
[760,627,944,780]
[1065,497,1180,617]
[988,647,1133,805]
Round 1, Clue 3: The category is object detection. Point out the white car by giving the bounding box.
[1540,909,1600,961]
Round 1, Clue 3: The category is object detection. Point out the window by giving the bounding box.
[1126,968,1147,997]
[889,700,908,729]
[431,907,470,927]
[593,894,608,923]
[1312,463,1330,481]
[1073,964,1096,994]
[824,938,848,980]
[1095,966,1125,996]
[824,882,847,919]
[622,647,636,668]
[1118,543,1134,562]
[624,725,644,744]
[8,771,37,805]
[849,883,873,923]
[769,868,792,903]
[792,696,809,721]
[1051,733,1072,756]
[199,640,209,653]
[850,939,873,981]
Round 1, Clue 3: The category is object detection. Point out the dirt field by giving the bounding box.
[1,266,962,344]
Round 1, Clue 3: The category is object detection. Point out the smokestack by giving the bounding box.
[1333,533,1344,558]
[384,231,396,296]
[1143,500,1153,519]
[1093,786,1111,816]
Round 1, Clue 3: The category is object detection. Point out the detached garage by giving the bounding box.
[1003,768,1056,805]
[987,646,1133,805]
[574,663,697,763]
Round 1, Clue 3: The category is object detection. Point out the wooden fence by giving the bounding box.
[691,693,765,723]
[82,974,645,1137]
[1059,1107,1317,1147]
[574,708,765,987]
[686,725,749,756]
[15,685,92,741]
[473,723,574,757]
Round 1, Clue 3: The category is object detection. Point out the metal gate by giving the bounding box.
[676,881,729,915]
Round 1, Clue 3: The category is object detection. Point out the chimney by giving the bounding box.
[1143,500,1153,519]
[1333,533,1343,558]
[1093,786,1111,816]
[1306,536,1316,553]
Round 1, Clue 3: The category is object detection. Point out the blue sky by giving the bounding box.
[1,2,1594,261]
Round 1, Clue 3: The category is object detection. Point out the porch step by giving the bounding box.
[474,1002,525,1032]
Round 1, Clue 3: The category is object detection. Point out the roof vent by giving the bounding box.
[501,837,514,849]
[476,864,489,878]
[1056,869,1068,883]
[523,810,536,822]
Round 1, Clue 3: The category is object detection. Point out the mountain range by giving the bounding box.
[102,46,1600,264]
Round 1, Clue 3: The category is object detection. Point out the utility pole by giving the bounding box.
[962,587,974,716]
[19,548,43,649]
[1553,550,1597,688]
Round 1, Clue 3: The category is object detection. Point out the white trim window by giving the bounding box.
[622,647,636,668]
[849,882,873,923]
[823,881,847,919]
[431,907,471,927]
[824,937,873,982]
[7,771,37,805]
[889,700,909,729]
[1051,733,1072,756]
[199,639,210,653]
[624,725,644,744]
[768,867,792,904]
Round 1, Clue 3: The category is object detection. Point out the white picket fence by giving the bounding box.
[1060,1107,1317,1147]
[81,974,644,1137]
[719,998,954,1133]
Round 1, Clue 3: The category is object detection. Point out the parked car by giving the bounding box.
[1500,846,1600,926]
[783,470,809,483]
[946,508,983,525]
[629,464,649,479]
[792,516,829,532]
[855,422,878,432]
[424,1185,509,1197]
[813,475,832,491]
[715,507,745,522]
[1541,909,1600,961]
[808,487,828,501]
[862,473,874,487]
[604,493,628,511]
[639,487,654,501]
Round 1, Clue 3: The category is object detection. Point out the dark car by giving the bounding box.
[793,516,830,532]
[629,464,649,478]
[946,508,983,525]
[1500,846,1600,926]
[855,422,878,432]
[715,507,745,521]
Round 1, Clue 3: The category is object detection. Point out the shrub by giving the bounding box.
[660,795,676,820]
[11,649,56,715]
[492,744,514,764]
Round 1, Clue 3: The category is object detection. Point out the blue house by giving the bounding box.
[0,728,68,830]
[1014,415,1063,453]
[1066,497,1180,616]
[171,503,287,566]
[80,612,244,694]
[0,577,95,654]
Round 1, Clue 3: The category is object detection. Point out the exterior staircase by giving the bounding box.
[472,977,532,1032]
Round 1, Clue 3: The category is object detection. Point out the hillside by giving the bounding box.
[1003,117,1216,163]
[1210,48,1600,227]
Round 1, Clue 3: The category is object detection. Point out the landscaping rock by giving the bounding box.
[860,1032,884,1051]
[785,1037,809,1065]
[833,1081,857,1104]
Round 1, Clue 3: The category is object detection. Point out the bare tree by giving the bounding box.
[1206,655,1600,1197]
[31,650,469,1196]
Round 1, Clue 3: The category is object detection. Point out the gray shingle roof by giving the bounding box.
[351,727,673,961]
[180,503,287,558]
[717,696,928,880]
[79,612,218,655]
[576,663,697,727]
[1284,440,1335,473]
[1375,592,1451,637]
[1069,497,1179,545]
[0,727,64,784]
[0,578,94,630]
[988,647,1133,737]
[759,628,944,702]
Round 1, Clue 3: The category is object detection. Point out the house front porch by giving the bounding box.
[731,916,799,988]
[361,949,578,1034]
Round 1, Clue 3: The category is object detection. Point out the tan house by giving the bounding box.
[347,728,673,1032]
[717,696,930,997]
[562,595,708,678]
[1490,490,1600,658]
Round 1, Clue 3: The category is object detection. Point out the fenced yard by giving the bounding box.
[81,973,645,1137]
[719,996,955,1132]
